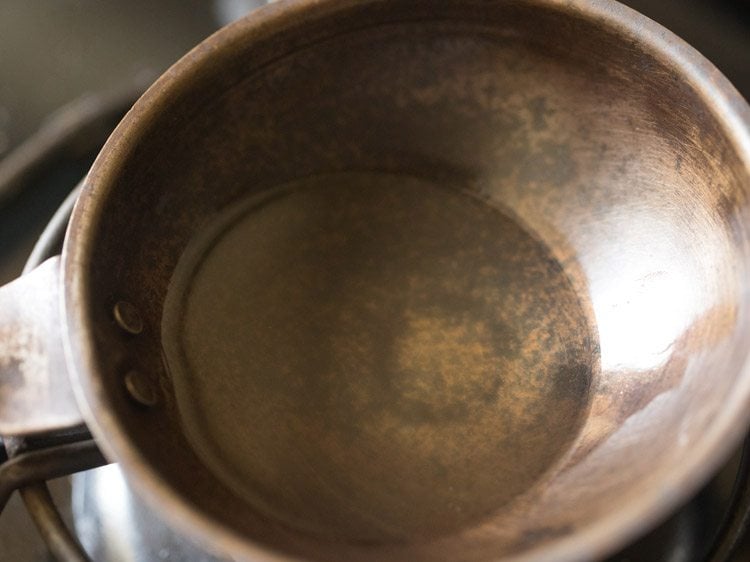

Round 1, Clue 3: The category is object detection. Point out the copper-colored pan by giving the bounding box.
[1,1,750,560]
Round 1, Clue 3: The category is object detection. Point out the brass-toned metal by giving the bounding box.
[123,370,159,408]
[113,301,144,335]
[2,0,750,561]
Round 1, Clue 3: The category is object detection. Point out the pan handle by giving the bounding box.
[0,256,84,436]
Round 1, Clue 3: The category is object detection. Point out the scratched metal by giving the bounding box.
[61,1,750,561]
[2,0,750,561]
[0,258,83,436]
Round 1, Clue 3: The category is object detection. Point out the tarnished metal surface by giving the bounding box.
[112,302,144,336]
[0,1,748,561]
[0,0,744,561]
[159,172,597,543]
[123,370,159,408]
[0,257,82,436]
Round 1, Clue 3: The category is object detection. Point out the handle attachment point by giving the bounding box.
[0,257,83,436]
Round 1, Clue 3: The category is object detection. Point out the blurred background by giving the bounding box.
[0,1,748,560]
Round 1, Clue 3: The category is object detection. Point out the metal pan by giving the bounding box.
[1,1,750,560]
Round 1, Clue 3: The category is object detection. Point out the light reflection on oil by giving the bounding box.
[585,209,721,373]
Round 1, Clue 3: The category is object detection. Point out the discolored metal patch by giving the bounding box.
[161,171,598,542]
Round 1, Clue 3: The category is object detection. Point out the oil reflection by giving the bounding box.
[586,210,720,373]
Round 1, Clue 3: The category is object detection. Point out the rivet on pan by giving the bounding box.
[113,301,144,335]
[124,370,159,408]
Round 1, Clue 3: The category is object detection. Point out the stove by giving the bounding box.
[0,2,748,561]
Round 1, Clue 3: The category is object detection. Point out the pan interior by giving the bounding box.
[161,171,599,542]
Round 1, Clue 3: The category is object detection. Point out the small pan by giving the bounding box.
[1,1,750,561]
